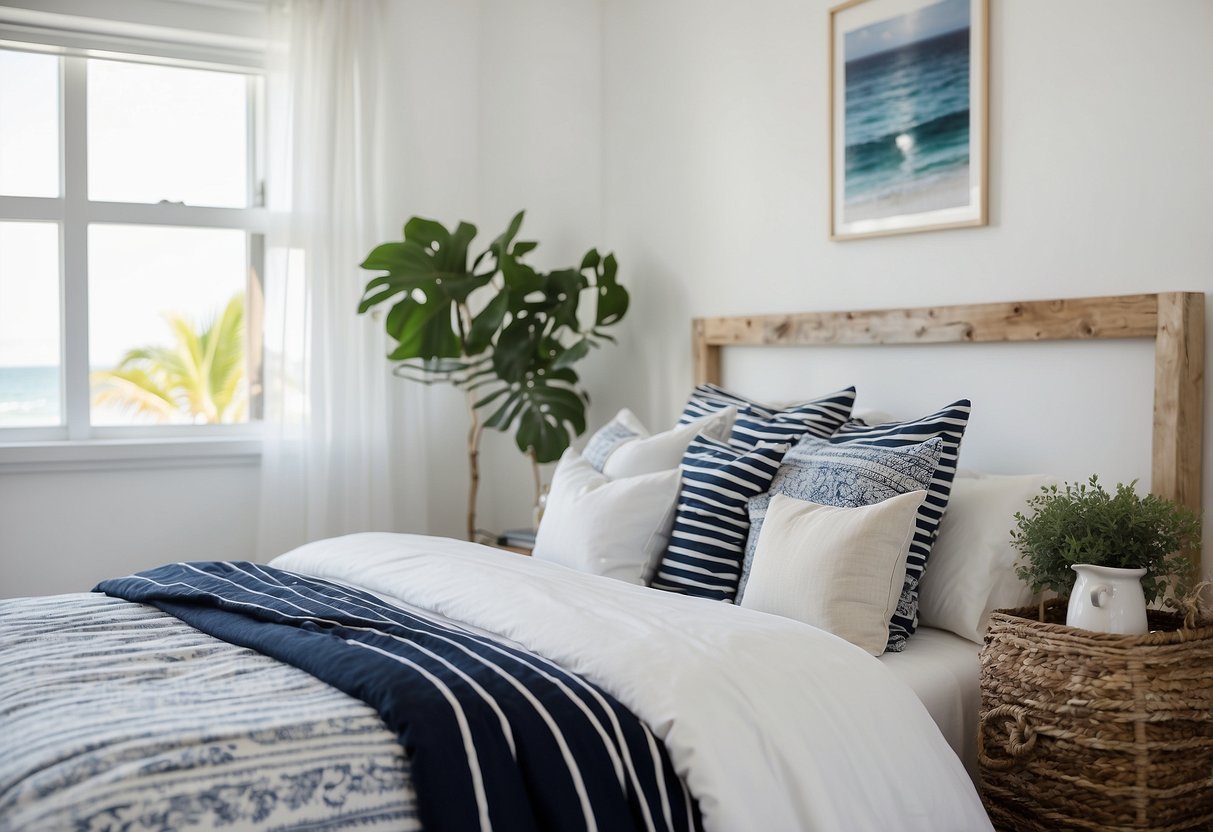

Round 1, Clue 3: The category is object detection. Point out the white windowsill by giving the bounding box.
[0,436,262,473]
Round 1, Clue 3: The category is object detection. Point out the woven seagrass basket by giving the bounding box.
[979,599,1213,832]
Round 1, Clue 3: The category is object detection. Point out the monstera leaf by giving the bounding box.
[582,249,627,327]
[357,218,487,364]
[477,368,588,463]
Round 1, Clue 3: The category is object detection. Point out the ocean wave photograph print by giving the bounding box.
[830,0,988,240]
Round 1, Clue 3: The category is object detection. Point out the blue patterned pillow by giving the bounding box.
[678,384,856,451]
[829,401,971,651]
[737,436,944,602]
[650,433,788,601]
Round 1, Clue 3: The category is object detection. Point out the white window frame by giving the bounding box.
[0,45,267,467]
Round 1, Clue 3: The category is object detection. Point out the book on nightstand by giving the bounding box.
[496,528,536,549]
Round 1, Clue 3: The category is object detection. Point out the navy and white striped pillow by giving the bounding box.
[828,400,971,651]
[677,383,756,423]
[650,433,788,602]
[678,384,856,451]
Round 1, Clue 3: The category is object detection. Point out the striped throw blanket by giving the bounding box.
[96,561,700,832]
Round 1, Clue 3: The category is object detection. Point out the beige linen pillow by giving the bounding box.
[741,490,926,656]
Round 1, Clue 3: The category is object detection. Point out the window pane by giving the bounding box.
[88,60,249,207]
[0,50,60,198]
[89,225,249,425]
[0,222,61,426]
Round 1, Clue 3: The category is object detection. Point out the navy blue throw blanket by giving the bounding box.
[97,562,700,832]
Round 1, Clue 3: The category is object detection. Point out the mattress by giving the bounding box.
[879,626,982,781]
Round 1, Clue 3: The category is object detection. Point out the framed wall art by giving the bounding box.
[830,0,989,240]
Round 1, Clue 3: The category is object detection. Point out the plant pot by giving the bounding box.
[1066,564,1148,634]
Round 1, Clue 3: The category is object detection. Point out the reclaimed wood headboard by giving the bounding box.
[692,292,1205,567]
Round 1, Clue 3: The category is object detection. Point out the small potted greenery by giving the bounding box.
[1011,476,1200,632]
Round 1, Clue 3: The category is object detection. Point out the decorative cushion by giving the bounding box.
[582,407,736,478]
[918,473,1058,643]
[581,412,641,471]
[741,490,927,656]
[826,400,972,651]
[678,383,857,451]
[650,433,788,601]
[737,435,944,601]
[532,450,682,585]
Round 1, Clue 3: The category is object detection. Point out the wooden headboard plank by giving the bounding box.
[692,292,1204,569]
[696,293,1161,349]
[1152,292,1205,517]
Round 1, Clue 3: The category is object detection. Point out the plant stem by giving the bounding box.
[466,387,484,541]
[528,448,542,513]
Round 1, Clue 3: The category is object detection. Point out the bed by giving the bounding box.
[0,292,1203,832]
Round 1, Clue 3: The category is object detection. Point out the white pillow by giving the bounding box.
[532,450,682,584]
[741,490,926,656]
[584,407,735,478]
[917,473,1058,643]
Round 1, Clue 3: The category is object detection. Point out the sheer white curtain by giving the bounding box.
[258,0,425,557]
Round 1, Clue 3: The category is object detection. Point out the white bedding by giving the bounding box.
[879,626,982,781]
[273,533,993,832]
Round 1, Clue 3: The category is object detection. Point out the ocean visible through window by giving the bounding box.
[0,366,59,427]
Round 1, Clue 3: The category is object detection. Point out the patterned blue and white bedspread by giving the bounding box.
[0,593,417,832]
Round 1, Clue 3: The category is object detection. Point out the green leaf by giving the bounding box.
[550,338,591,371]
[472,384,511,410]
[535,269,587,334]
[385,293,460,361]
[488,211,525,260]
[361,241,438,275]
[500,255,544,294]
[513,241,539,256]
[484,390,524,430]
[466,291,509,355]
[442,221,478,273]
[593,252,628,326]
[403,217,452,248]
[492,317,541,382]
[358,286,402,314]
[505,380,588,463]
[439,273,493,303]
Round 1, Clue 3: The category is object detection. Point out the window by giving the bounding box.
[0,47,265,441]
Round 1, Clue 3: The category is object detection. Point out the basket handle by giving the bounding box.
[978,704,1038,771]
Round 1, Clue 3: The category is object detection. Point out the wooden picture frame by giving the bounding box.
[829,0,990,240]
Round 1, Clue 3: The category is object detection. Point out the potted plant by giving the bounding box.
[358,211,627,541]
[1011,475,1200,633]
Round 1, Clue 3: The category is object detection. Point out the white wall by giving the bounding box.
[596,0,1213,581]
[0,461,259,597]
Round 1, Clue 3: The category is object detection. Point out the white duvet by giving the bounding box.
[273,533,992,832]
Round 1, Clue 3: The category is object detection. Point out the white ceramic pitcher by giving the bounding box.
[1066,564,1148,634]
